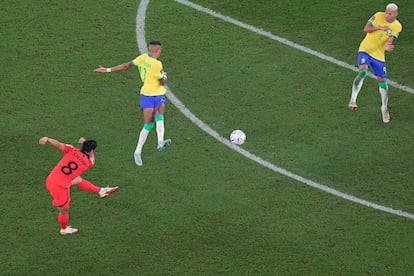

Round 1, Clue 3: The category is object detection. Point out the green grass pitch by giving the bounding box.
[1,0,413,274]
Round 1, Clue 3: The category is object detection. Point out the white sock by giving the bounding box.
[379,87,389,112]
[156,120,165,145]
[350,75,364,103]
[134,128,150,155]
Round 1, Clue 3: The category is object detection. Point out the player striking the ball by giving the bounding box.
[348,3,402,123]
[94,40,171,166]
[39,136,119,235]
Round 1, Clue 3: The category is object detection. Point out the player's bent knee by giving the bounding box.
[155,114,164,122]
[358,69,368,79]
[378,81,388,89]
[58,207,69,214]
[143,122,154,131]
[71,176,82,185]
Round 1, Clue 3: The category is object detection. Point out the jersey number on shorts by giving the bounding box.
[61,161,78,175]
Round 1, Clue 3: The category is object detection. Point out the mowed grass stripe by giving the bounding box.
[139,0,414,219]
[175,0,414,95]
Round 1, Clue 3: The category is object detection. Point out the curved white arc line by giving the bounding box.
[136,0,414,219]
[175,0,414,95]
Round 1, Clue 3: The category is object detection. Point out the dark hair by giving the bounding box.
[149,40,162,46]
[81,140,97,153]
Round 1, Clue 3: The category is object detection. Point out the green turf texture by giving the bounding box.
[1,0,413,274]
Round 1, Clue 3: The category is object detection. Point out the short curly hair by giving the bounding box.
[81,140,97,153]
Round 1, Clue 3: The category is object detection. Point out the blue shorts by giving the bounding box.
[357,52,387,78]
[140,95,166,110]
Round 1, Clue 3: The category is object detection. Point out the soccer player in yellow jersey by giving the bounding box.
[348,3,402,123]
[95,41,171,166]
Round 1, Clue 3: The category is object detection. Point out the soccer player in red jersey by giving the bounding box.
[39,136,119,235]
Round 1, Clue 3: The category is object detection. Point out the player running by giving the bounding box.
[39,136,119,235]
[348,3,402,123]
[94,40,172,166]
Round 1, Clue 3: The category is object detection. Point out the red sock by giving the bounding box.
[77,179,100,193]
[58,213,69,229]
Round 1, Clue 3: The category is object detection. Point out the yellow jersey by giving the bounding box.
[359,12,402,61]
[132,53,166,96]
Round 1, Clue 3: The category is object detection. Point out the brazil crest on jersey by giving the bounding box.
[359,12,402,62]
[132,53,166,96]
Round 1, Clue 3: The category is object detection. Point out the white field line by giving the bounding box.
[175,0,414,95]
[137,0,414,219]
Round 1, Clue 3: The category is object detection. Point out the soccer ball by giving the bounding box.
[230,130,246,145]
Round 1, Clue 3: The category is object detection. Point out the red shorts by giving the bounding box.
[46,178,71,209]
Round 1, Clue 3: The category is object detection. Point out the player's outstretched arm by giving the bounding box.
[94,62,133,73]
[39,137,64,151]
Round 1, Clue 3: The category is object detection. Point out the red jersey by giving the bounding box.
[47,144,94,188]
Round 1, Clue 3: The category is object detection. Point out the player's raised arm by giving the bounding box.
[94,62,134,73]
[363,22,390,33]
[39,137,64,151]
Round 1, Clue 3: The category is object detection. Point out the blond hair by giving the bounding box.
[386,3,398,11]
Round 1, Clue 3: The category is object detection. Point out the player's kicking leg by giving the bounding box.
[99,186,119,198]
[73,177,119,198]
